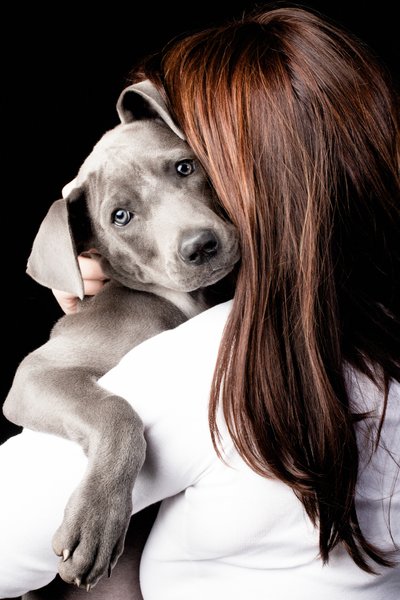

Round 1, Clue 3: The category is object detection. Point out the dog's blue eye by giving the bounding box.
[112,209,133,227]
[176,159,195,177]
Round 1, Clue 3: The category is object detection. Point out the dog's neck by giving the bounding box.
[128,271,236,320]
[145,285,209,319]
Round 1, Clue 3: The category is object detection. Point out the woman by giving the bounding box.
[1,5,399,599]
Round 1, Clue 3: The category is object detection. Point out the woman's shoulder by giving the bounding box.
[103,298,232,373]
[172,298,233,338]
[98,298,233,419]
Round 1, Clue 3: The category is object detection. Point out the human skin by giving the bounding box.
[53,254,108,314]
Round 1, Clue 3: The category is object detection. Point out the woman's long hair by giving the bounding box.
[136,6,400,571]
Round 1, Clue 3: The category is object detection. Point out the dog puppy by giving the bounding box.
[3,80,240,589]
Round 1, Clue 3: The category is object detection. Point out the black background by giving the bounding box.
[1,1,399,443]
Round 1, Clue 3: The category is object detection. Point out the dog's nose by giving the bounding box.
[179,230,219,265]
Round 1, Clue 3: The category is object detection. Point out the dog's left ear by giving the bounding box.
[116,79,185,140]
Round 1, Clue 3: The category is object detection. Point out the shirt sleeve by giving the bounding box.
[0,300,232,596]
[0,430,88,597]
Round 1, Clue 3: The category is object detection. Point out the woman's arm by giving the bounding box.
[0,430,87,597]
[0,300,232,596]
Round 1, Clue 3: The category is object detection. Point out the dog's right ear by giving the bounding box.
[26,189,90,299]
[116,80,185,140]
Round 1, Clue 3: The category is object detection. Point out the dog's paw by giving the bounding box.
[52,476,132,588]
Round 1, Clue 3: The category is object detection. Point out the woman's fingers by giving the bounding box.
[77,255,108,283]
[52,289,81,315]
[53,253,108,314]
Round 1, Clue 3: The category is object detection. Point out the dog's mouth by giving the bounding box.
[168,254,240,292]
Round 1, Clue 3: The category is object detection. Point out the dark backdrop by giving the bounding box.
[1,1,399,443]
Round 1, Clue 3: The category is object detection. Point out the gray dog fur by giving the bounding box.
[3,81,239,590]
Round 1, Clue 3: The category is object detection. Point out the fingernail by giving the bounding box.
[86,584,92,592]
[75,578,81,587]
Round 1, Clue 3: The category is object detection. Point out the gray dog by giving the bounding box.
[3,80,240,590]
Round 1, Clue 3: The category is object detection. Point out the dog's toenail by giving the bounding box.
[62,549,71,561]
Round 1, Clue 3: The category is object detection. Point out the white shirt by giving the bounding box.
[0,300,399,598]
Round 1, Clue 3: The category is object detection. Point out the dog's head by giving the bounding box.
[27,81,240,297]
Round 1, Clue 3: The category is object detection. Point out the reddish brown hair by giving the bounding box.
[135,6,400,571]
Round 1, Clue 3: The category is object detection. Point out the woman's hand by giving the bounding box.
[52,255,108,315]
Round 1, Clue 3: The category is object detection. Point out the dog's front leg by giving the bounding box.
[3,353,146,589]
[51,391,146,589]
[2,288,187,588]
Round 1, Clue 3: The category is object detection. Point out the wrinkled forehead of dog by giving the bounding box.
[75,80,190,188]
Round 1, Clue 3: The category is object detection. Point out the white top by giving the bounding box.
[0,299,399,598]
